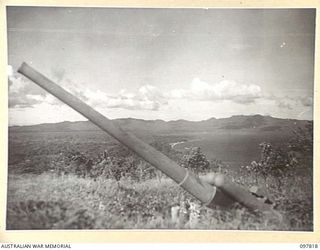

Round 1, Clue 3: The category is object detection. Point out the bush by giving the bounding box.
[52,149,162,182]
[179,147,211,173]
[247,122,313,182]
[289,121,313,155]
[288,121,313,170]
[247,142,291,178]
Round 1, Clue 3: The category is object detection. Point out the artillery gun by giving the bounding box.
[18,62,278,215]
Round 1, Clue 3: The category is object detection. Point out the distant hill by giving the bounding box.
[9,115,310,134]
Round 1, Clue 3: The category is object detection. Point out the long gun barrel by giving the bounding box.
[18,62,273,212]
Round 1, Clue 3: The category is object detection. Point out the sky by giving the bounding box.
[6,7,315,125]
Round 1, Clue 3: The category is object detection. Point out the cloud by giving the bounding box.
[9,93,40,108]
[11,76,261,109]
[8,66,40,108]
[8,65,62,108]
[10,65,261,110]
[81,84,167,111]
[8,65,167,111]
[8,75,29,94]
[276,97,295,110]
[169,78,262,104]
[10,65,311,115]
[270,95,313,110]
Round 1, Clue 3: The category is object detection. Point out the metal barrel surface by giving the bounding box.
[18,62,217,206]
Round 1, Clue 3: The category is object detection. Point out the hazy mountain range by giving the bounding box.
[9,115,310,133]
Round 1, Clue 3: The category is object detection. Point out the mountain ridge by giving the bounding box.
[9,115,310,133]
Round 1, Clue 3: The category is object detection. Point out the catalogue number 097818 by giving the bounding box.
[300,244,319,248]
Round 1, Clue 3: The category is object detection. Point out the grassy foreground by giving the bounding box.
[6,172,312,230]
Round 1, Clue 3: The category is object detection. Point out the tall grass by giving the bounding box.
[7,172,312,230]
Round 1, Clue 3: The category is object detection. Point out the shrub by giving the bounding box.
[249,121,313,176]
[288,121,313,171]
[179,147,211,173]
[250,142,291,178]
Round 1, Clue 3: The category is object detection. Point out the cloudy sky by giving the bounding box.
[7,7,315,125]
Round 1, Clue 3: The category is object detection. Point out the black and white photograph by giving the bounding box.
[6,7,315,231]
